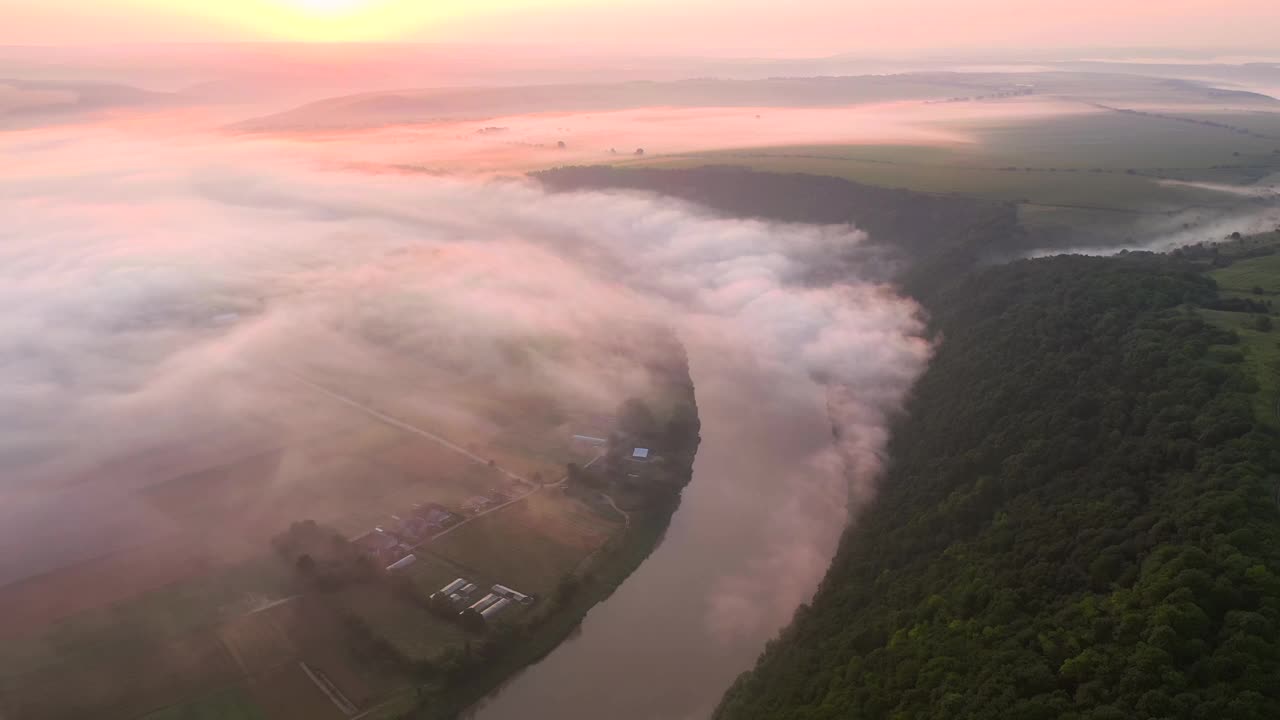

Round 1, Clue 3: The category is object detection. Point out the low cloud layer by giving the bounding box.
[0,115,932,630]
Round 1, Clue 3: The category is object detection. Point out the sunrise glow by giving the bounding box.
[285,0,371,12]
[106,0,464,42]
[6,0,1280,49]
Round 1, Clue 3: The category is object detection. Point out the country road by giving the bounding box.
[425,451,606,545]
[285,371,531,485]
[284,370,610,547]
[601,492,631,528]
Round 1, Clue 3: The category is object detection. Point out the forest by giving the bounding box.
[714,252,1280,720]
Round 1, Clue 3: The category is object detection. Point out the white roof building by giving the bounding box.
[631,448,650,460]
[385,555,417,572]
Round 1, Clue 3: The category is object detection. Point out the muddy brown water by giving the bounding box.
[469,343,850,720]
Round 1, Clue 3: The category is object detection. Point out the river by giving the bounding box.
[470,342,850,720]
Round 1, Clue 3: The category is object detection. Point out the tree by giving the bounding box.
[618,398,658,438]
[296,553,316,575]
[554,575,581,607]
[1253,315,1272,332]
[714,254,1280,720]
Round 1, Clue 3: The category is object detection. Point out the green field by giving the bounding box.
[1200,306,1280,423]
[139,687,265,720]
[0,397,623,720]
[1202,235,1280,426]
[624,108,1280,222]
[0,554,305,720]
[1211,251,1280,295]
[429,492,618,597]
[334,583,471,662]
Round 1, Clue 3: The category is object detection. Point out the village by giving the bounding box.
[336,425,666,633]
[0,355,698,720]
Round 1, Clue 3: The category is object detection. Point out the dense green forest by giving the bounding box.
[715,253,1280,720]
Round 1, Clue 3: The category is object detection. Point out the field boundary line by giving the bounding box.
[300,661,358,716]
[221,635,251,677]
[282,370,530,485]
[423,450,605,546]
[601,493,631,528]
[245,594,300,615]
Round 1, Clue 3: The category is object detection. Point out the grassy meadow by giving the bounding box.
[0,379,623,720]
[1202,232,1280,426]
[620,104,1280,249]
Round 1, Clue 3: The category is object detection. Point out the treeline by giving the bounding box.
[715,253,1280,720]
[533,165,1026,295]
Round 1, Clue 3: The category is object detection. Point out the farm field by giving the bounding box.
[429,491,620,597]
[1203,235,1280,427]
[220,606,298,677]
[0,554,299,720]
[0,622,240,720]
[332,583,472,662]
[0,346,642,720]
[621,105,1280,246]
[1211,249,1280,296]
[273,597,408,710]
[139,687,265,720]
[1201,306,1280,426]
[0,416,583,716]
[248,664,347,720]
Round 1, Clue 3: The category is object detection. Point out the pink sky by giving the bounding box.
[2,0,1278,54]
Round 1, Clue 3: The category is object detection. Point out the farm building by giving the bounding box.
[439,578,468,595]
[492,583,533,605]
[462,496,493,513]
[480,597,513,619]
[413,503,458,528]
[353,528,409,564]
[394,515,432,542]
[396,503,460,542]
[385,554,417,572]
[571,434,609,454]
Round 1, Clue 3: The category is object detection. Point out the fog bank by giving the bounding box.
[0,115,932,624]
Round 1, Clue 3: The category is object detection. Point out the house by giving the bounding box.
[462,496,492,513]
[395,515,431,542]
[385,555,417,572]
[631,447,650,461]
[414,503,457,525]
[353,529,408,564]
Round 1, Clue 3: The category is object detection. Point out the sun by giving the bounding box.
[284,0,372,14]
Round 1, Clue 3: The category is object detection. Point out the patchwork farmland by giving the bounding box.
[0,352,690,719]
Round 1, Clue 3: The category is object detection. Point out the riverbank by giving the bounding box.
[467,340,852,720]
[369,363,702,720]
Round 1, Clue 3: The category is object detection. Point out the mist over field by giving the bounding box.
[4,28,1280,718]
[0,111,931,623]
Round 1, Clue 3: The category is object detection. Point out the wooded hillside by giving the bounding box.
[715,253,1280,720]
